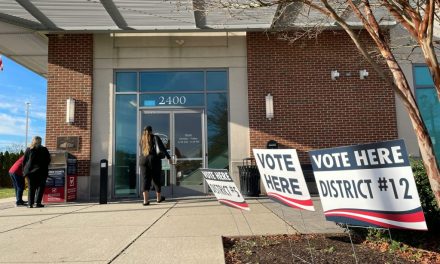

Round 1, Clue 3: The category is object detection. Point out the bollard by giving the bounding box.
[99,159,108,204]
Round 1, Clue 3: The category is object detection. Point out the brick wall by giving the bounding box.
[247,31,398,163]
[46,34,93,176]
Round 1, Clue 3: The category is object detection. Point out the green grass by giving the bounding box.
[0,188,28,199]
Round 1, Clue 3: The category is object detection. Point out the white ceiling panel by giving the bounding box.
[204,5,277,29]
[30,0,118,30]
[0,0,40,23]
[114,0,196,30]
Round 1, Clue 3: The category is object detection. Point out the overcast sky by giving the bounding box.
[0,56,47,152]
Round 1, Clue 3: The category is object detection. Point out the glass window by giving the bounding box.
[140,71,204,92]
[414,65,440,166]
[414,66,434,86]
[140,93,204,107]
[114,94,137,196]
[116,72,137,92]
[207,93,228,169]
[207,71,227,91]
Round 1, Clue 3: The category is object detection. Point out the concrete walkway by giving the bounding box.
[0,196,342,264]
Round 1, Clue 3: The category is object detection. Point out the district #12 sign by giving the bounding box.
[200,169,250,211]
[253,149,315,211]
[309,139,427,231]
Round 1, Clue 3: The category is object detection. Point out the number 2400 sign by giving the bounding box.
[158,96,187,105]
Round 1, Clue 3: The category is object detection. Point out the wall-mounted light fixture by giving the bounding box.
[331,70,340,80]
[265,93,274,120]
[66,97,75,124]
[359,69,369,79]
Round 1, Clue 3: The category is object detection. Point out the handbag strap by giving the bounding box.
[154,135,160,152]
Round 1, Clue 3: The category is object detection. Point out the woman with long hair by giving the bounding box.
[23,136,51,208]
[139,126,170,205]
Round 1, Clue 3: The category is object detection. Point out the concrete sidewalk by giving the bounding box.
[0,196,342,264]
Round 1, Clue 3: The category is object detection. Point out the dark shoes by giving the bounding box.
[28,204,44,208]
[16,201,27,207]
[143,197,165,205]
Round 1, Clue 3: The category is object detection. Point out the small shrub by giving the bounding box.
[411,158,440,231]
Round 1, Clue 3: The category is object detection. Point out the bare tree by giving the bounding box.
[210,0,440,205]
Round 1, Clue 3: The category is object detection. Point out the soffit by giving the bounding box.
[0,0,397,77]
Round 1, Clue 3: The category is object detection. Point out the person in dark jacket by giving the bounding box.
[139,126,170,206]
[9,156,26,206]
[23,136,51,208]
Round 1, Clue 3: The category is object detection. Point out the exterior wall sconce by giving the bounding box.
[265,93,274,120]
[66,97,75,124]
[359,69,369,79]
[331,70,340,80]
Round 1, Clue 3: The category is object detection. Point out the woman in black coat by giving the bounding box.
[139,126,170,205]
[23,136,51,208]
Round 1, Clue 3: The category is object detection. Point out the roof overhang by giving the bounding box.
[0,21,47,76]
[0,0,397,77]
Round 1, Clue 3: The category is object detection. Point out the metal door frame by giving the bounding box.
[138,108,207,197]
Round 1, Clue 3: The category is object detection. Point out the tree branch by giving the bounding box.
[380,0,416,33]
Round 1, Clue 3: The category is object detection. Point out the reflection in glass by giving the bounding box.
[115,95,137,196]
[416,88,440,165]
[207,71,228,91]
[207,93,229,169]
[116,72,137,92]
[176,160,204,186]
[414,67,435,86]
[140,71,204,92]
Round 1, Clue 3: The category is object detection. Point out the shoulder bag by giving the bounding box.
[154,136,166,159]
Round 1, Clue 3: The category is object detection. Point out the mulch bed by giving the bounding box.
[223,233,439,263]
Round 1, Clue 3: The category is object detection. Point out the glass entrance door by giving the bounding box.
[140,110,206,197]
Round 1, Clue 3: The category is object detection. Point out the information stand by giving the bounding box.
[43,152,77,203]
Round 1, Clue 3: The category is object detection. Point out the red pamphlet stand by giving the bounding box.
[43,152,77,203]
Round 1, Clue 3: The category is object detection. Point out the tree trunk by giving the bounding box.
[381,48,440,207]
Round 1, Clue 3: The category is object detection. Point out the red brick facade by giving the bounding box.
[46,34,93,176]
[247,31,398,163]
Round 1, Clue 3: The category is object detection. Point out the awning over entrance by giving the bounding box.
[0,0,280,31]
[0,0,396,76]
[0,21,47,76]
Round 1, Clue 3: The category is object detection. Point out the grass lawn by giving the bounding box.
[0,188,28,199]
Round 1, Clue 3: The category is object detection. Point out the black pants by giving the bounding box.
[27,172,47,205]
[140,155,162,193]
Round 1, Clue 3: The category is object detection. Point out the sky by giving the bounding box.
[0,56,47,152]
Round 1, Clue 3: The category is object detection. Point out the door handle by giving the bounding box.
[170,155,177,165]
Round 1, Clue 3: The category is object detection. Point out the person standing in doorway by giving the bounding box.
[8,155,26,206]
[23,136,51,208]
[139,126,170,205]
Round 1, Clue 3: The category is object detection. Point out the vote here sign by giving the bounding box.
[200,169,250,211]
[309,139,427,230]
[253,149,315,211]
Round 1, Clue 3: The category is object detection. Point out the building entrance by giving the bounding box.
[113,69,228,198]
[141,110,206,196]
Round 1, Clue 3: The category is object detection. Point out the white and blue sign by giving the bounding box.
[201,169,250,211]
[309,139,427,230]
[253,149,314,211]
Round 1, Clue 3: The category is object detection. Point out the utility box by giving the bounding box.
[43,152,78,203]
